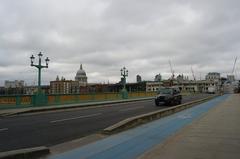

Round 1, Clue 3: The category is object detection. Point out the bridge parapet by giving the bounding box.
[0,91,157,109]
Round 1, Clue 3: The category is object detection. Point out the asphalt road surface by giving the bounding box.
[0,94,212,152]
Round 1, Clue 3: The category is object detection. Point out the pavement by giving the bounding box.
[45,94,237,159]
[138,94,240,159]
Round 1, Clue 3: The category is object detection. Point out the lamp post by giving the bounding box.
[120,66,128,99]
[30,52,50,94]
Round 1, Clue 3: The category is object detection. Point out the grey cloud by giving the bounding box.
[0,0,240,85]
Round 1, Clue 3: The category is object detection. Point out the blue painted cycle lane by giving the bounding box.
[49,95,229,159]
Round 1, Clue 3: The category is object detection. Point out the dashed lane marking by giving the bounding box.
[0,128,8,132]
[119,106,145,112]
[50,113,102,123]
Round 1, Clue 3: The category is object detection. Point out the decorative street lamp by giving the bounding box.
[120,66,128,89]
[120,66,128,99]
[30,52,50,94]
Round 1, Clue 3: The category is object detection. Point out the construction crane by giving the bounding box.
[232,57,237,74]
[168,60,174,86]
[169,60,174,79]
[191,66,196,81]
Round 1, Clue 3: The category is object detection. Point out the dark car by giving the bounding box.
[155,87,182,106]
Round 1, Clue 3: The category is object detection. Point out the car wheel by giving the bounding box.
[155,100,160,106]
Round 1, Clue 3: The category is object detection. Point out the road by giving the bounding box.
[0,94,211,152]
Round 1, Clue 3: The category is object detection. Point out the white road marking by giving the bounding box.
[50,113,102,123]
[119,106,145,112]
[0,128,8,132]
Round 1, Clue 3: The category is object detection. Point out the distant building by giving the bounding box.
[205,72,220,81]
[4,80,25,94]
[220,77,227,84]
[5,80,24,88]
[136,75,142,83]
[87,83,112,92]
[146,81,163,92]
[176,74,185,82]
[227,75,235,82]
[75,64,88,86]
[223,81,238,94]
[50,76,79,94]
[0,87,5,95]
[180,79,223,93]
[115,82,146,92]
[154,74,162,82]
[24,86,37,95]
[85,82,146,93]
[24,85,50,95]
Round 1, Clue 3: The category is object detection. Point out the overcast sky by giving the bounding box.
[0,0,239,86]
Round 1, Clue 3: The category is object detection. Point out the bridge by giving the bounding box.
[0,93,239,159]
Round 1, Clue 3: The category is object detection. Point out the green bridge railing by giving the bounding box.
[0,91,157,109]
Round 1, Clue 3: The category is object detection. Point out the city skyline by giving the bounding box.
[0,0,240,85]
[0,65,236,87]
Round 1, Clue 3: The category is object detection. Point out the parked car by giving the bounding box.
[155,87,182,106]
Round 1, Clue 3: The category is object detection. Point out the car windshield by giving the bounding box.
[159,88,173,94]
